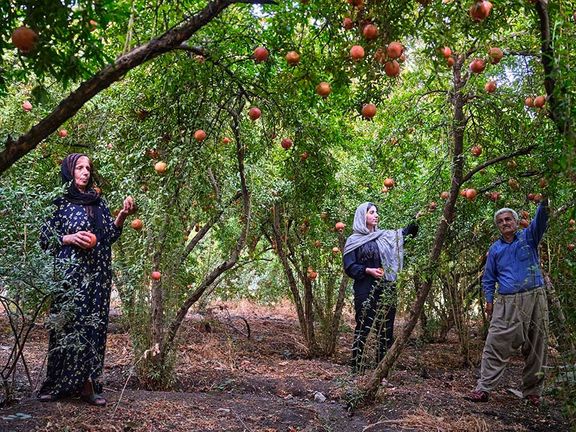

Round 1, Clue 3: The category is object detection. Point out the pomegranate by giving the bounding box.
[88,19,98,31]
[343,17,354,30]
[384,60,400,77]
[248,107,261,120]
[316,82,331,97]
[131,219,144,230]
[154,161,167,174]
[350,45,365,61]
[362,24,379,40]
[11,26,38,53]
[465,188,477,201]
[253,46,269,62]
[484,80,497,93]
[84,233,97,249]
[469,0,492,22]
[533,95,546,108]
[508,178,520,190]
[489,192,501,201]
[285,51,300,66]
[194,129,207,142]
[361,103,377,119]
[469,58,486,74]
[386,42,403,59]
[488,47,503,64]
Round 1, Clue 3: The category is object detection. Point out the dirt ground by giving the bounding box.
[0,300,572,432]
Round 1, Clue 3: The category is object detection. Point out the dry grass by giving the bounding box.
[0,300,570,432]
[362,407,501,432]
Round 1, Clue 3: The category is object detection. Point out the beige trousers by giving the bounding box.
[475,287,549,397]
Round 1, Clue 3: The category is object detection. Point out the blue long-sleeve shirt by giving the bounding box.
[482,202,549,303]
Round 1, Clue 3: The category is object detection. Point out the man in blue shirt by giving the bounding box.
[469,199,549,407]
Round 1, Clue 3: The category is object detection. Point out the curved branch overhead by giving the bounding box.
[0,0,277,175]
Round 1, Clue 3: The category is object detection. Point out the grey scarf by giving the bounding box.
[343,202,404,281]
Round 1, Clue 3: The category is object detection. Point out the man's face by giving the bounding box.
[495,211,518,237]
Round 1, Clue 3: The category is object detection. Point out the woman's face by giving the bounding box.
[74,156,92,192]
[365,205,379,231]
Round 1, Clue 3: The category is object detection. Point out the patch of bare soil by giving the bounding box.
[0,300,571,431]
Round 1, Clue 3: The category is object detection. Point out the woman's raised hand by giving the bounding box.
[121,196,136,216]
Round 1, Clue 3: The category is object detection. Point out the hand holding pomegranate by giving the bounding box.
[366,267,384,278]
[63,230,97,249]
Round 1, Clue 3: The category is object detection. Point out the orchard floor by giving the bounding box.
[0,300,571,432]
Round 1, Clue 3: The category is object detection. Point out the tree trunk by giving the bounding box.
[414,274,431,342]
[324,272,349,356]
[361,54,469,403]
[270,207,310,349]
[160,97,251,363]
[535,0,576,146]
[303,277,318,355]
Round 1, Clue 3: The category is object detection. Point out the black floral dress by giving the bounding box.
[39,197,121,397]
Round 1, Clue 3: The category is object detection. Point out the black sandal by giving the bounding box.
[81,392,107,406]
[37,393,57,402]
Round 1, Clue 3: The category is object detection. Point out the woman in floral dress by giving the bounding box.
[38,153,135,406]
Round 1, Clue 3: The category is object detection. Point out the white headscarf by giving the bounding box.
[343,202,404,281]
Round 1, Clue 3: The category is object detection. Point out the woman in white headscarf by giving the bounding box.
[343,202,418,372]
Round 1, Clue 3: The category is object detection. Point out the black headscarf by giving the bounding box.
[59,153,104,234]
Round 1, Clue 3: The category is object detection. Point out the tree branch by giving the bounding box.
[462,145,536,184]
[0,0,276,174]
